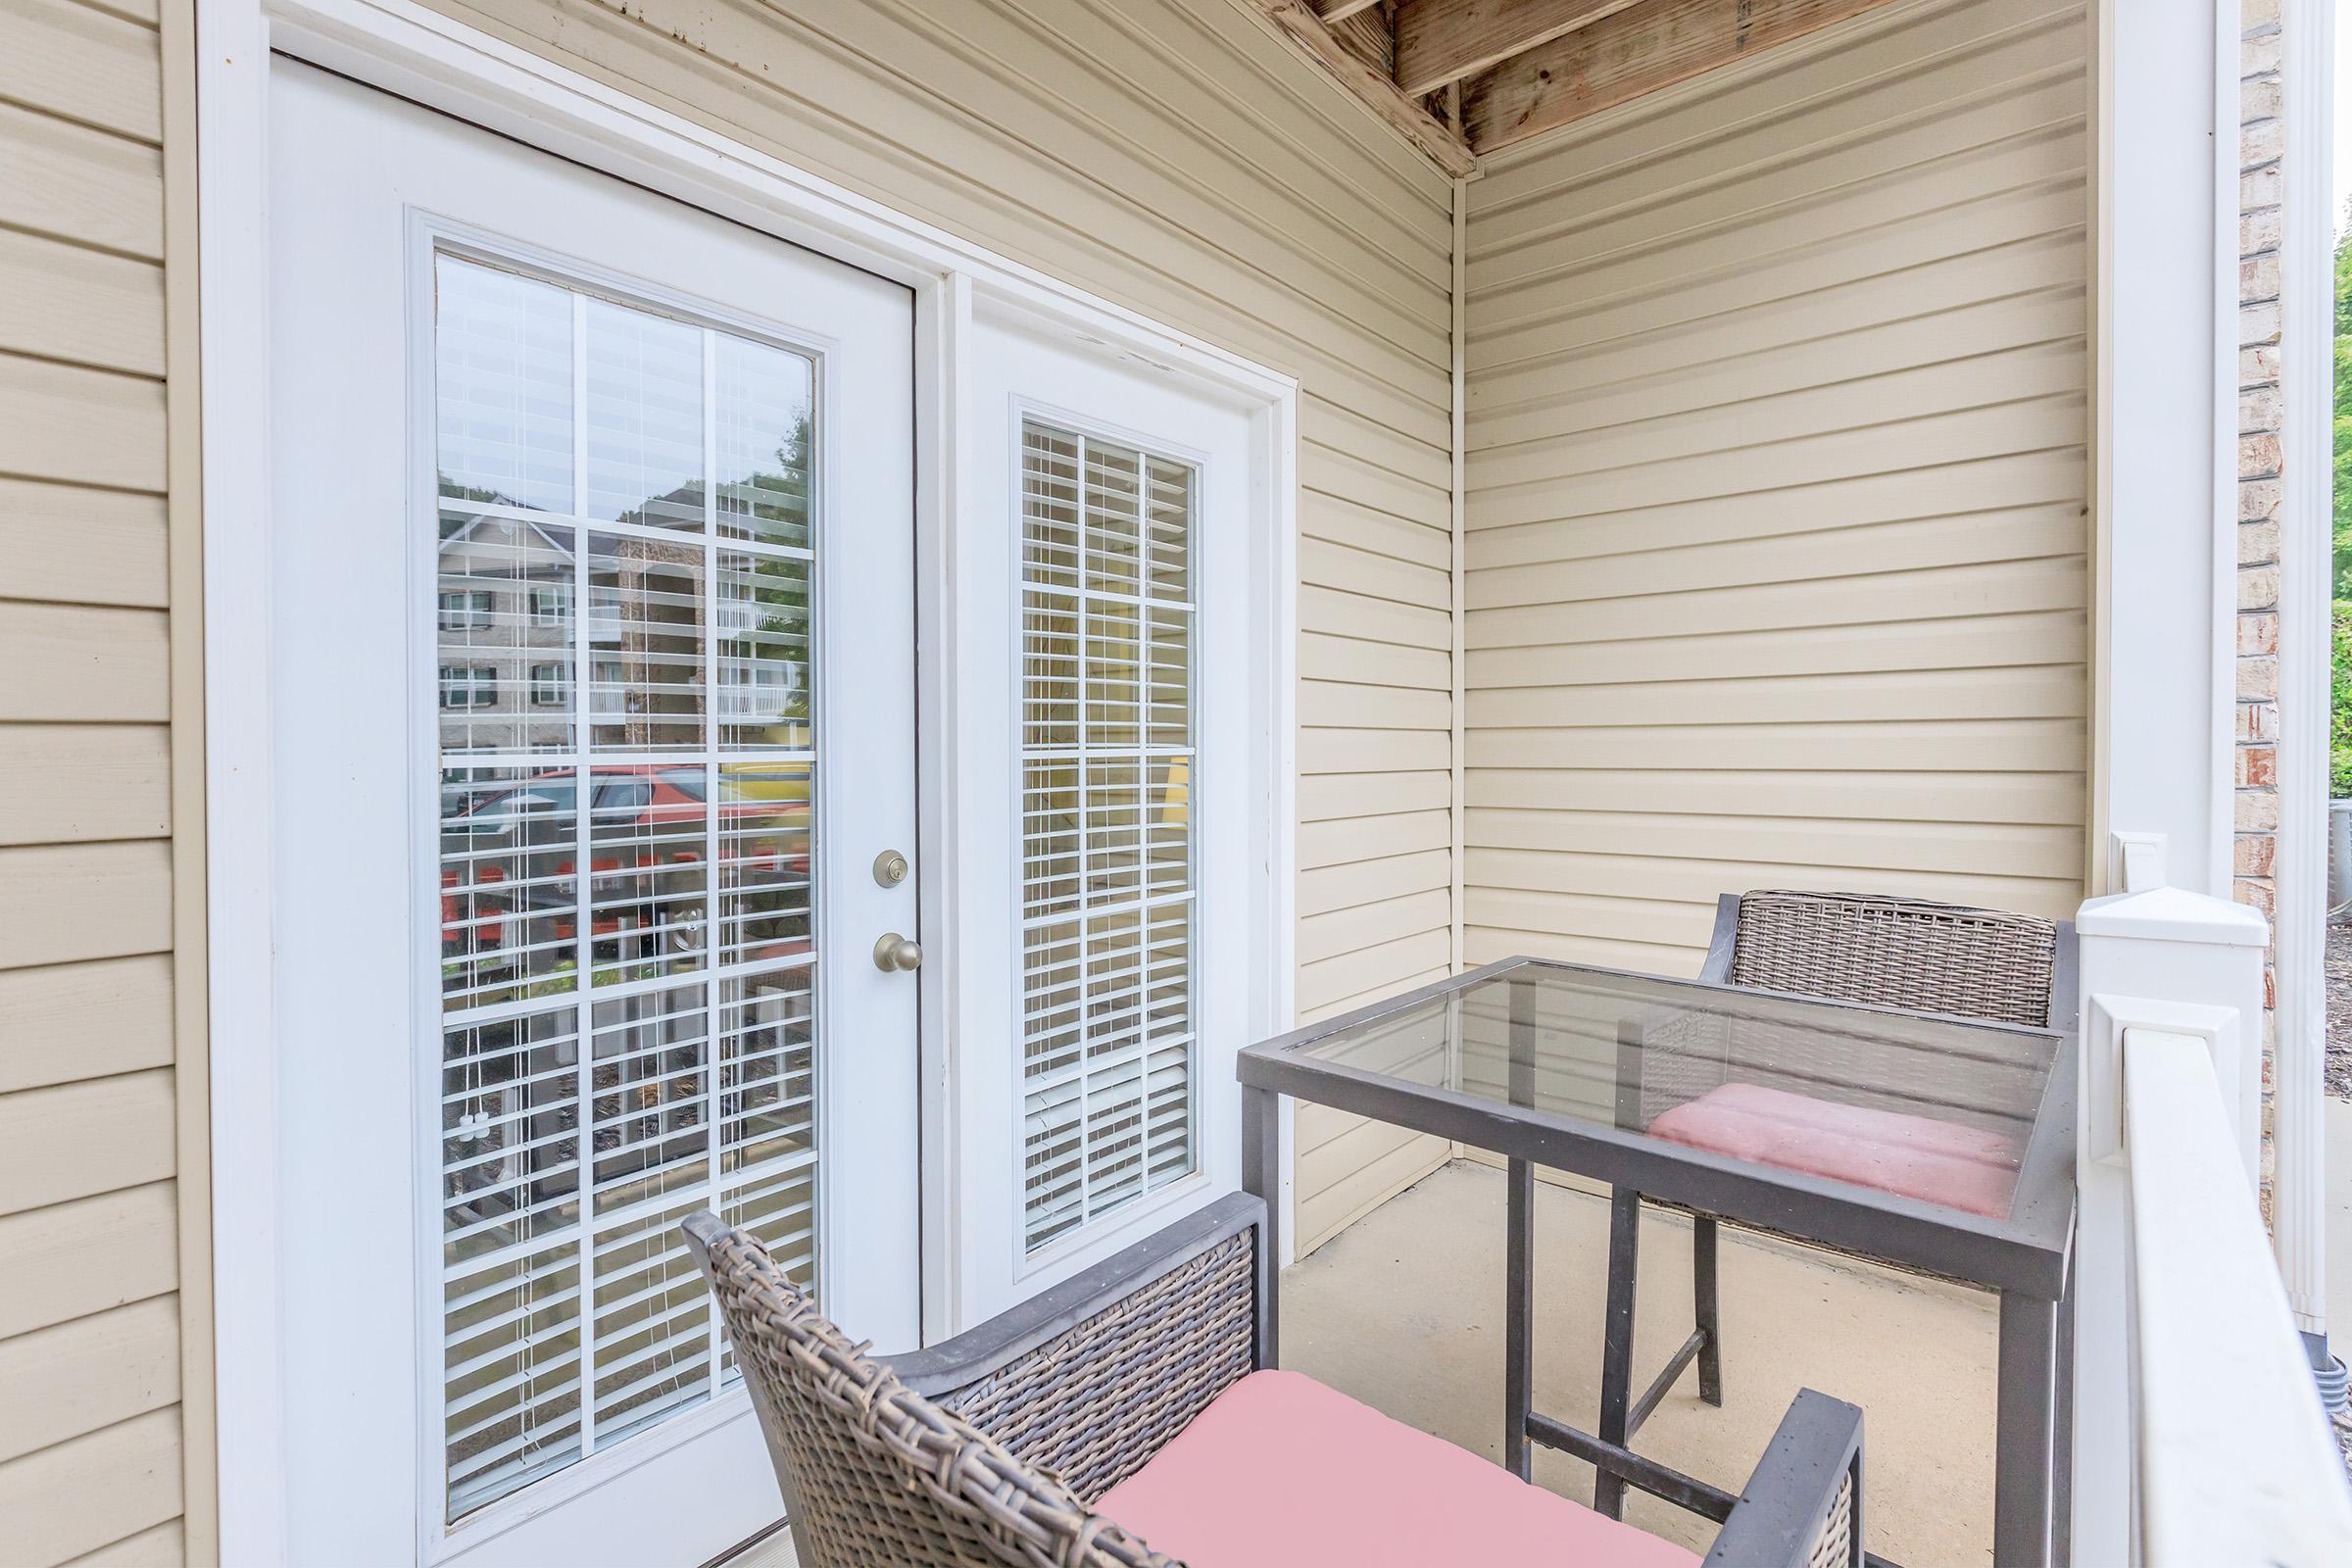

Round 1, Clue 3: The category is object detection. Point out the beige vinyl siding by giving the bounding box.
[0,0,203,1563]
[1460,0,2089,979]
[409,0,1456,1254]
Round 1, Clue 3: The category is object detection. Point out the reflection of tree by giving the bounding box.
[721,412,813,748]
[440,478,517,508]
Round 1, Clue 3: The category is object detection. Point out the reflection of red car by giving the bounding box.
[441,765,809,971]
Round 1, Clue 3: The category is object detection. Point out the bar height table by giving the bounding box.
[1239,952,2076,1568]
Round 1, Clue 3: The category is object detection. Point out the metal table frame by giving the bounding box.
[1239,947,2077,1568]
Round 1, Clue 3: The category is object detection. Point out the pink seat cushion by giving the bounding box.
[1094,1369,1699,1568]
[1647,1082,2020,1217]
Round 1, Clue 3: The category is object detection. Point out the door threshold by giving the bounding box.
[702,1517,793,1568]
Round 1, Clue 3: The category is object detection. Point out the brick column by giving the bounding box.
[2237,0,2284,1216]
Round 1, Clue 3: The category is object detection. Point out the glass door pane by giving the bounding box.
[430,253,822,1519]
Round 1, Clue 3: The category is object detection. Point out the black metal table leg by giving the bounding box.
[1693,1213,1722,1406]
[1594,1187,1642,1518]
[1241,1082,1280,1368]
[1504,973,1537,1481]
[1994,1290,2058,1567]
[1505,1154,1534,1481]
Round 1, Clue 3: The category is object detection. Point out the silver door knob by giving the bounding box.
[872,933,922,972]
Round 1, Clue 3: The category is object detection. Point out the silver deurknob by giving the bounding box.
[872,932,923,972]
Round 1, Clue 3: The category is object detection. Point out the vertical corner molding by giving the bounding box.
[160,0,221,1558]
[1446,175,1466,977]
[193,0,290,1561]
[2272,0,2335,1339]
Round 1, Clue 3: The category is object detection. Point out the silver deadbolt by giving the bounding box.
[872,849,910,888]
[873,932,922,972]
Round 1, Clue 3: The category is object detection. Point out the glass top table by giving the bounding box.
[1236,953,2077,1568]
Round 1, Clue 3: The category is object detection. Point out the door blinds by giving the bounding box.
[1016,419,1199,1251]
[431,253,822,1518]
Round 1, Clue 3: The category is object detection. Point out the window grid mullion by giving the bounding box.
[1019,422,1195,1251]
[700,324,726,1398]
[566,285,600,1460]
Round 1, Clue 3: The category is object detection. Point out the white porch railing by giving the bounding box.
[2073,869,2352,1565]
[2122,1026,2352,1563]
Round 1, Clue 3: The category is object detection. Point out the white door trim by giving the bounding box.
[196,3,1298,1560]
[2271,0,2335,1344]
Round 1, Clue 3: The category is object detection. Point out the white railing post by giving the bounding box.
[2071,874,2269,1565]
[2123,1027,2352,1564]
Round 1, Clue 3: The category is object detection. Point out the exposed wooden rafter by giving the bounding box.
[1250,1,1480,177]
[1460,0,1901,152]
[1393,0,1642,99]
[1245,0,1906,175]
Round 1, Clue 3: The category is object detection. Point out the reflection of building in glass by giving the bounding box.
[586,514,706,754]
[435,513,575,756]
[426,254,828,1519]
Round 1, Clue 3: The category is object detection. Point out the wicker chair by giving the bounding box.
[685,1191,1868,1568]
[1592,889,2062,1518]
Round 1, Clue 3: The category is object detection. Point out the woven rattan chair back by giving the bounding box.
[1727,889,2059,1028]
[686,1214,1173,1568]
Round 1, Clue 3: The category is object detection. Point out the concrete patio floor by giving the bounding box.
[1283,1159,2000,1567]
[734,1102,2352,1568]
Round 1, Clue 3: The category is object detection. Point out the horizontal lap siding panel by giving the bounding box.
[1468,503,2085,607]
[0,843,174,971]
[0,1295,179,1463]
[443,0,1452,440]
[0,1183,177,1343]
[0,956,175,1094]
[0,0,163,144]
[1298,768,1452,823]
[59,1521,186,1568]
[0,103,164,261]
[0,1070,176,1219]
[0,230,166,379]
[1466,611,2086,688]
[1475,176,2085,372]
[1296,1118,1450,1257]
[1471,257,2086,438]
[1298,631,1451,689]
[1293,959,1452,1259]
[0,1408,181,1568]
[1461,0,2088,980]
[0,358,169,493]
[0,481,170,611]
[6,725,172,848]
[1469,767,2086,826]
[409,0,1456,1257]
[0,3,183,1550]
[1299,492,1451,571]
[1464,448,2086,564]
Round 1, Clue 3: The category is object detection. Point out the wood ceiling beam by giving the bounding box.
[1393,0,1643,99]
[1314,0,1389,19]
[1461,0,1902,153]
[1250,1,1481,177]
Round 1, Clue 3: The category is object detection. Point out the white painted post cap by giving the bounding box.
[2073,885,2271,947]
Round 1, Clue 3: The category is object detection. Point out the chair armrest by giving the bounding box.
[887,1192,1265,1503]
[1704,1389,1864,1568]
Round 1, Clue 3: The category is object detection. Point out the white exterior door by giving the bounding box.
[264,62,919,1565]
[939,303,1275,1328]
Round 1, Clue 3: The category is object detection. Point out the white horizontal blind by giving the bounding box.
[430,253,822,1519]
[1018,420,1198,1251]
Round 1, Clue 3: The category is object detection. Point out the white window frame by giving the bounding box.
[437,662,497,709]
[438,588,495,631]
[1010,411,1205,1262]
[197,2,1297,1561]
[526,661,566,708]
